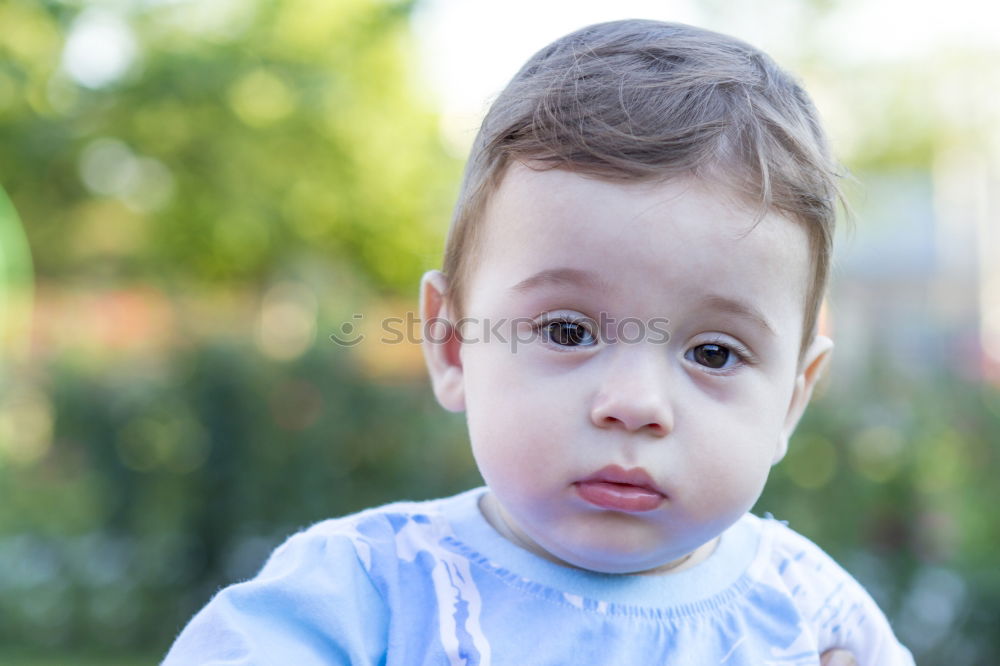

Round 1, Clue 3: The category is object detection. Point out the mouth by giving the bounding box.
[573,465,666,512]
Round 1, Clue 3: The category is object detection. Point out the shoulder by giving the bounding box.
[755,515,855,585]
[750,515,872,617]
[162,493,472,665]
[748,514,915,665]
[263,492,465,577]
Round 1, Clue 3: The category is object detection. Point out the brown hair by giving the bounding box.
[442,19,842,354]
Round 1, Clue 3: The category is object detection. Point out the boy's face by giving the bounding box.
[422,163,832,574]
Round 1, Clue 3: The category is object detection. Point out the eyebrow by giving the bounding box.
[702,294,777,337]
[509,270,776,336]
[509,267,613,294]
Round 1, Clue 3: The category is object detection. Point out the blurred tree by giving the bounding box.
[0,0,459,293]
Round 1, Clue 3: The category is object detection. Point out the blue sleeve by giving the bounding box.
[764,519,915,666]
[813,570,915,666]
[161,528,389,665]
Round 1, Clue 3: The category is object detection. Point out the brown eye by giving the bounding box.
[692,343,730,369]
[544,321,595,347]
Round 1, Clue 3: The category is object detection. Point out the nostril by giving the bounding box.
[599,415,666,434]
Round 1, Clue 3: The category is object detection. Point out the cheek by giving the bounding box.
[695,372,795,445]
[467,401,564,466]
[682,408,781,499]
[462,352,576,482]
[690,441,772,489]
[680,448,772,528]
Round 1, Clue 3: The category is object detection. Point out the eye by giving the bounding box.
[538,318,597,348]
[691,343,732,369]
[686,339,753,372]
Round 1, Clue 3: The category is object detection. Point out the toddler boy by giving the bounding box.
[164,19,913,665]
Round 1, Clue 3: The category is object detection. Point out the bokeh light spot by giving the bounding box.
[256,282,318,361]
[784,434,837,489]
[849,425,904,482]
[228,69,296,127]
[153,0,256,43]
[914,430,965,493]
[898,566,966,654]
[0,3,61,64]
[79,138,134,196]
[61,9,137,89]
[78,138,175,212]
[0,387,54,466]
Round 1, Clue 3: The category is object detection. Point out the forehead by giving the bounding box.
[469,164,811,333]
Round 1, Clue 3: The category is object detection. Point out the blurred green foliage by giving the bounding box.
[0,341,477,655]
[0,0,459,291]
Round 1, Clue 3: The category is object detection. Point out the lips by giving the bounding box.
[574,465,666,512]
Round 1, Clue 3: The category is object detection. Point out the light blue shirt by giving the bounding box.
[163,487,914,665]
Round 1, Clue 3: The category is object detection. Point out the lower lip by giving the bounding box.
[575,481,665,512]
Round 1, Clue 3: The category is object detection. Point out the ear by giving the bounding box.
[774,335,834,464]
[419,270,466,412]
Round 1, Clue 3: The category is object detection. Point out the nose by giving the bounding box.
[589,346,673,436]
